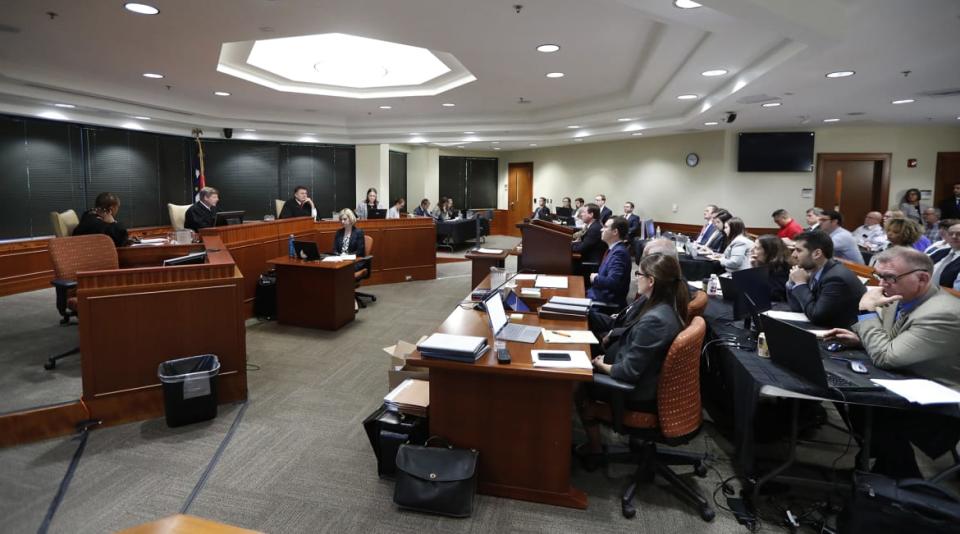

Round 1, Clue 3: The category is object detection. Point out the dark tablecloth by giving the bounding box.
[680,255,723,282]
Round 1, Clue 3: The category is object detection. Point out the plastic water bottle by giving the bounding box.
[656,225,662,238]
[707,274,720,296]
[288,234,295,258]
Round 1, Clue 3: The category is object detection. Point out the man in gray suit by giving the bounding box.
[826,246,960,478]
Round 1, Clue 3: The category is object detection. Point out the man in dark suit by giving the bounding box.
[72,191,128,247]
[939,182,960,220]
[572,203,607,265]
[279,185,316,219]
[786,230,866,328]
[931,221,960,287]
[531,197,550,220]
[588,217,632,308]
[184,187,219,231]
[594,194,613,224]
[622,201,640,236]
[694,204,718,245]
[412,198,431,217]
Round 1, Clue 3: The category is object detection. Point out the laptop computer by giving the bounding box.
[760,315,881,392]
[484,292,541,343]
[293,240,322,261]
[555,207,573,217]
[367,208,387,219]
[731,267,772,320]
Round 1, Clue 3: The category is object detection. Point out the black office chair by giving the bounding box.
[355,235,376,308]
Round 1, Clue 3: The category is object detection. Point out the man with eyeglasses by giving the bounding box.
[930,221,960,288]
[786,230,866,328]
[824,246,960,479]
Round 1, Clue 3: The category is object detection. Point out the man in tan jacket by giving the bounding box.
[826,246,960,478]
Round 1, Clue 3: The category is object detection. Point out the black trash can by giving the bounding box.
[158,354,220,427]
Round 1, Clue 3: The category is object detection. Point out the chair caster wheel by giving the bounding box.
[694,461,708,478]
[621,500,636,519]
[371,296,377,302]
[44,360,56,370]
[700,506,715,522]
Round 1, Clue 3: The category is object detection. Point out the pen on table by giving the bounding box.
[550,330,570,338]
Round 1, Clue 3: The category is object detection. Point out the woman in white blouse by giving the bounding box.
[717,217,754,272]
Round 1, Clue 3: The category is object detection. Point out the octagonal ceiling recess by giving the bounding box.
[218,32,475,98]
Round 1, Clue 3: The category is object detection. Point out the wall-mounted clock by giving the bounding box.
[686,153,700,167]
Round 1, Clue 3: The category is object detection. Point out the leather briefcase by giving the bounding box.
[393,437,479,517]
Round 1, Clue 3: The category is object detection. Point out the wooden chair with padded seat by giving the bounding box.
[585,316,714,522]
[275,199,285,218]
[49,209,80,237]
[686,289,708,321]
[167,203,191,230]
[45,234,119,369]
[355,235,377,308]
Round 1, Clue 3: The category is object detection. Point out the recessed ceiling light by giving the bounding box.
[761,102,782,107]
[704,121,719,126]
[53,103,75,108]
[142,72,164,79]
[491,141,499,144]
[677,94,699,100]
[493,147,502,150]
[214,91,231,96]
[441,103,456,107]
[673,0,702,9]
[617,117,635,122]
[701,69,728,77]
[379,105,392,109]
[631,132,644,136]
[823,118,840,122]
[132,116,151,120]
[122,122,144,130]
[244,129,257,132]
[529,143,538,146]
[825,70,855,78]
[305,132,316,135]
[891,99,915,104]
[463,131,475,134]
[567,125,579,129]
[124,3,159,15]
[409,132,420,135]
[545,72,565,78]
[537,44,560,53]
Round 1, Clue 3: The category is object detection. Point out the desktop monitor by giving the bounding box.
[367,208,387,219]
[555,207,573,217]
[731,267,772,322]
[214,210,245,226]
[162,251,207,267]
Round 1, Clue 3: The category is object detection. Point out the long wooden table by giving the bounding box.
[406,275,593,508]
[266,256,356,330]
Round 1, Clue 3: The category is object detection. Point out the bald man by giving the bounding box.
[852,211,886,251]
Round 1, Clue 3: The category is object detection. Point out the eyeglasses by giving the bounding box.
[634,271,650,279]
[947,231,960,238]
[871,268,928,284]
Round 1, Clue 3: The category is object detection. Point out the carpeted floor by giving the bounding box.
[0,236,954,533]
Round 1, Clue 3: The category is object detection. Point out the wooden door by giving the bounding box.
[507,162,533,237]
[934,152,960,205]
[815,153,890,231]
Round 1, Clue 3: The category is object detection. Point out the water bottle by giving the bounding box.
[656,225,662,238]
[707,274,719,296]
[288,234,295,258]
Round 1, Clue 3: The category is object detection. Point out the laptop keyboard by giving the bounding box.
[504,324,538,337]
[825,371,857,389]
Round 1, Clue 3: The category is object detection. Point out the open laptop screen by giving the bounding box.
[484,291,508,335]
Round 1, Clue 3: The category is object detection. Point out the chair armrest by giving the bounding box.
[593,373,633,434]
[593,373,633,392]
[51,279,77,290]
[589,301,620,315]
[356,255,374,278]
[51,279,77,320]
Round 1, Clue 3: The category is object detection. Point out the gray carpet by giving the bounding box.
[0,237,955,533]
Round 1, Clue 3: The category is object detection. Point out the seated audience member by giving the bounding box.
[594,194,613,224]
[572,203,608,265]
[940,181,960,220]
[931,221,960,288]
[714,217,753,272]
[574,197,586,228]
[386,198,405,219]
[772,209,803,239]
[430,197,449,220]
[73,192,129,246]
[882,217,931,257]
[899,188,928,223]
[332,208,366,257]
[701,209,731,253]
[882,209,905,225]
[561,197,573,210]
[445,198,458,219]
[412,198,431,217]
[532,197,550,219]
[279,185,316,220]
[804,207,823,231]
[622,202,641,236]
[575,254,688,458]
[786,230,867,328]
[355,188,379,220]
[694,204,719,245]
[922,207,941,243]
[184,186,219,232]
[825,246,960,479]
[817,209,864,264]
[926,219,958,258]
[588,217,632,309]
[853,211,887,251]
[751,234,792,301]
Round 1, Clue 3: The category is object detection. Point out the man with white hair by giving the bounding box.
[852,211,886,251]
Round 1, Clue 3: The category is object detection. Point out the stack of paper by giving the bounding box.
[535,275,569,289]
[540,302,588,317]
[531,350,592,370]
[417,333,489,362]
[384,379,429,417]
[871,379,960,405]
[550,296,592,306]
[322,254,357,262]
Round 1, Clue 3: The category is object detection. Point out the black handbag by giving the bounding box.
[839,471,960,533]
[393,437,479,517]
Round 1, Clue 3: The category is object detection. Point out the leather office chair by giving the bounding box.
[49,209,80,237]
[46,234,119,369]
[275,199,285,218]
[168,203,190,230]
[355,235,377,308]
[585,316,714,522]
[687,290,708,321]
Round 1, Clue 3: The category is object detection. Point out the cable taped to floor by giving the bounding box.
[180,400,249,514]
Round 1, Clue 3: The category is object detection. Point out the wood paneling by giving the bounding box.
[267,256,355,330]
[518,220,576,274]
[488,209,510,236]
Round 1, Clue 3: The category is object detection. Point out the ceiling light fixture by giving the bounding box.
[379,105,392,109]
[545,72,565,78]
[761,102,782,107]
[53,103,75,108]
[442,103,456,107]
[493,147,502,150]
[704,121,719,126]
[244,129,257,132]
[463,131,475,134]
[567,125,579,129]
[673,0,702,9]
[409,132,420,135]
[491,141,499,144]
[617,117,635,122]
[536,44,560,53]
[891,99,915,104]
[701,69,728,77]
[142,72,164,79]
[823,118,839,122]
[132,116,151,120]
[124,3,159,15]
[529,143,538,146]
[631,132,644,136]
[677,94,699,100]
[214,91,231,96]
[122,122,144,130]
[825,70,855,78]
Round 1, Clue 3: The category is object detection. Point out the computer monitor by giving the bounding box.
[555,207,572,217]
[162,251,207,267]
[214,210,245,226]
[293,240,321,261]
[367,208,387,219]
[641,218,656,239]
[731,267,772,331]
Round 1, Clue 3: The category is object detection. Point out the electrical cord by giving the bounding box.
[37,419,101,534]
[180,401,249,514]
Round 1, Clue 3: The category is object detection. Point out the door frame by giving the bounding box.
[814,153,891,214]
[507,162,533,237]
[934,152,960,205]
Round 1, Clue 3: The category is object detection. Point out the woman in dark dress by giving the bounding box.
[750,234,792,301]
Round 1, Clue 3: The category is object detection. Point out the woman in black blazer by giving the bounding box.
[750,234,793,301]
[332,208,366,257]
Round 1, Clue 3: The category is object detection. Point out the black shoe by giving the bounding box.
[573,443,607,472]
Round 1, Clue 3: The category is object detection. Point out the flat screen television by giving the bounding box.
[737,132,815,172]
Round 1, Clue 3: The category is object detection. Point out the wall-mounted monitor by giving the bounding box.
[737,132,815,172]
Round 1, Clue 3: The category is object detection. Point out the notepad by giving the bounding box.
[542,330,599,344]
[535,275,569,288]
[514,274,537,281]
[532,350,592,370]
[871,379,960,405]
[322,254,357,262]
[475,248,503,254]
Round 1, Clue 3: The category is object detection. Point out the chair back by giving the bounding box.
[686,290,708,321]
[167,203,191,230]
[656,316,706,438]
[365,235,374,255]
[838,258,877,285]
[275,199,285,217]
[49,209,80,237]
[48,235,119,280]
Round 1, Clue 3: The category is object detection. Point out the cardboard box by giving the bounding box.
[383,337,429,392]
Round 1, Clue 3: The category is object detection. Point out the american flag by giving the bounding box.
[192,131,206,202]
